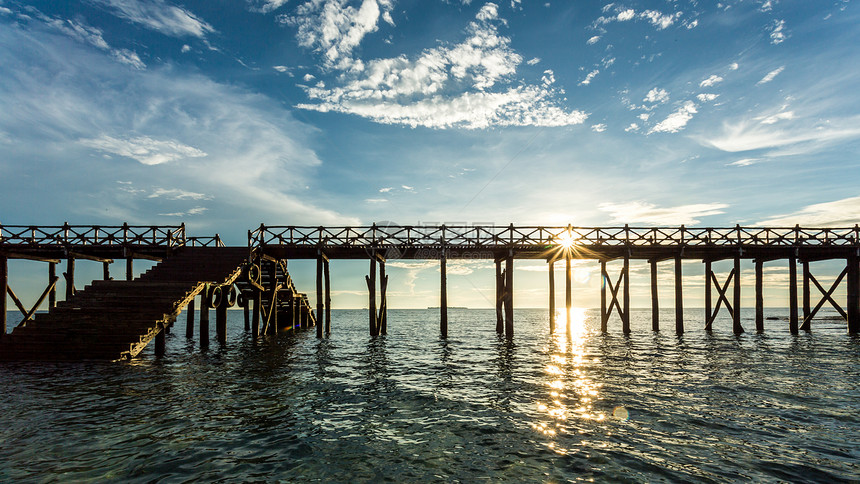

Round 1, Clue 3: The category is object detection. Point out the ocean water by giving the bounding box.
[1,308,859,482]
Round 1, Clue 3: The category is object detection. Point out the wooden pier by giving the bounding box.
[0,224,316,360]
[250,224,860,337]
[2,223,859,360]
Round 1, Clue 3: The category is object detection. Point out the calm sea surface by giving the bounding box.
[2,308,859,482]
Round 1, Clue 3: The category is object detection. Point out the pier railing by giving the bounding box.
[250,224,860,249]
[0,223,186,248]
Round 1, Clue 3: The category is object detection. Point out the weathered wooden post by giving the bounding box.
[755,260,764,332]
[847,255,859,333]
[600,260,608,332]
[65,255,75,300]
[103,261,110,280]
[242,295,250,332]
[495,259,504,334]
[704,260,712,326]
[675,255,684,335]
[367,255,377,336]
[324,258,331,334]
[504,254,514,338]
[565,255,572,331]
[155,324,166,357]
[216,286,227,345]
[379,258,388,335]
[1,256,6,337]
[789,256,799,334]
[186,297,195,338]
[441,251,448,338]
[200,284,210,348]
[802,260,811,322]
[548,260,555,333]
[268,260,278,334]
[650,259,659,331]
[733,256,743,334]
[622,255,630,334]
[252,290,261,337]
[48,262,56,308]
[126,255,133,281]
[316,254,324,338]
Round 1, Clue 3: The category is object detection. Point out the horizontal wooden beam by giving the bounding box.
[68,251,114,264]
[0,251,61,263]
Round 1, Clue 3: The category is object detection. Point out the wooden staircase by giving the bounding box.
[0,247,249,361]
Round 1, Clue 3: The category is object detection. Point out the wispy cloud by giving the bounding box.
[758,196,860,227]
[579,69,599,85]
[757,66,784,85]
[643,87,669,104]
[78,135,207,165]
[699,75,722,87]
[769,19,788,44]
[249,0,291,13]
[148,188,212,200]
[596,6,681,30]
[95,0,215,38]
[599,201,729,225]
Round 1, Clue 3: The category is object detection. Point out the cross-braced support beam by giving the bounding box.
[366,252,386,336]
[800,263,849,331]
[600,257,630,333]
[705,263,738,332]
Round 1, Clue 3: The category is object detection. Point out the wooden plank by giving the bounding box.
[68,251,114,264]
[186,297,195,338]
[0,252,61,263]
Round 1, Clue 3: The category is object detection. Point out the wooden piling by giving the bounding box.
[65,256,75,300]
[733,256,743,334]
[565,256,572,331]
[789,256,799,334]
[802,260,811,322]
[48,262,56,308]
[600,260,608,333]
[186,297,195,338]
[216,287,227,345]
[155,325,165,356]
[622,255,630,334]
[252,290,261,336]
[316,255,324,338]
[1,256,6,337]
[650,259,659,331]
[495,259,503,333]
[504,255,513,338]
[548,260,555,333]
[103,261,110,280]
[243,298,250,332]
[704,260,712,326]
[200,285,210,348]
[441,252,448,338]
[324,259,331,334]
[755,260,764,332]
[675,255,683,335]
[379,259,388,335]
[847,255,859,333]
[126,256,133,281]
[368,256,377,336]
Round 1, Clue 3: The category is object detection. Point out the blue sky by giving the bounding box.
[2,0,859,310]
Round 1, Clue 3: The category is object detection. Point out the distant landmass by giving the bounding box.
[427,306,468,309]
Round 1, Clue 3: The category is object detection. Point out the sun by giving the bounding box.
[557,232,576,250]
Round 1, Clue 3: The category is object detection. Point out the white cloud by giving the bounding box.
[587,35,600,45]
[769,19,787,44]
[112,49,146,69]
[699,75,723,87]
[541,69,555,86]
[181,44,191,53]
[591,123,606,132]
[758,196,860,226]
[79,135,207,165]
[698,116,860,153]
[638,113,650,121]
[686,19,698,29]
[273,65,289,72]
[625,123,639,132]
[643,87,669,104]
[476,3,499,21]
[527,57,541,65]
[379,187,393,192]
[729,62,739,71]
[148,188,212,200]
[697,93,719,102]
[297,6,586,129]
[640,10,678,29]
[649,101,697,134]
[159,206,208,217]
[95,0,215,38]
[287,0,394,69]
[759,111,794,124]
[617,9,635,21]
[40,15,146,69]
[365,198,389,203]
[757,66,784,85]
[0,7,12,15]
[727,158,760,167]
[249,0,291,13]
[579,69,599,85]
[599,201,729,225]
[303,73,316,81]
